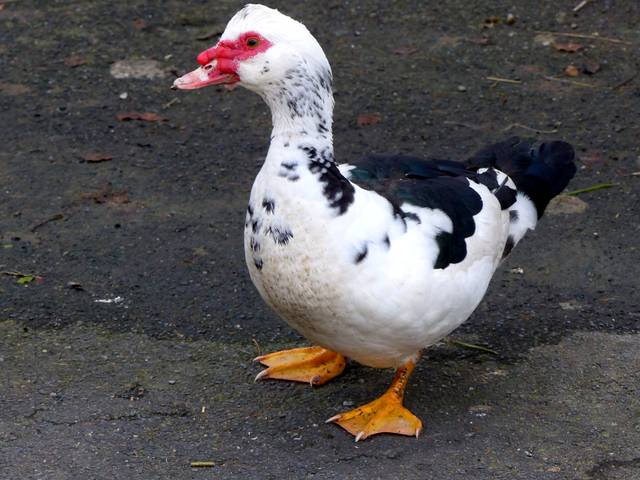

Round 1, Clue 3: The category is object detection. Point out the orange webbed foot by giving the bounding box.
[326,391,422,441]
[254,346,346,386]
[326,358,422,441]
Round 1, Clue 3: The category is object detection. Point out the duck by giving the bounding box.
[172,4,576,441]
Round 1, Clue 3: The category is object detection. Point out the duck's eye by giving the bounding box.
[246,37,260,48]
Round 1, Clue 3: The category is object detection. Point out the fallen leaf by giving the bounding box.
[117,111,167,122]
[0,81,31,96]
[357,113,381,127]
[553,41,583,53]
[64,55,86,68]
[582,59,601,74]
[0,4,5,12]
[81,184,130,205]
[564,65,580,77]
[17,275,35,285]
[132,19,147,30]
[393,46,417,56]
[82,153,113,163]
[580,150,603,168]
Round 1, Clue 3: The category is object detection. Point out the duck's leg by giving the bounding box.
[326,357,422,441]
[254,346,346,386]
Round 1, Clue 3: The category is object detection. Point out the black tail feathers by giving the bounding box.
[466,137,577,218]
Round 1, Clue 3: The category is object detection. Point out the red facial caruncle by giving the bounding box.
[172,32,272,90]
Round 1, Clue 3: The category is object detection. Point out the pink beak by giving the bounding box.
[172,59,239,90]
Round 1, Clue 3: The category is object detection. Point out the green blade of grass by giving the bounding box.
[566,183,617,196]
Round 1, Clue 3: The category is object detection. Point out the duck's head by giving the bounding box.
[172,4,331,96]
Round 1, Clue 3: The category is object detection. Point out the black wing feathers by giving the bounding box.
[350,154,485,269]
[348,136,576,269]
[466,137,576,218]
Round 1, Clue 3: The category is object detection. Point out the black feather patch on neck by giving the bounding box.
[299,144,354,215]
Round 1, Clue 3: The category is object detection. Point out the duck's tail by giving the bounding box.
[467,136,577,256]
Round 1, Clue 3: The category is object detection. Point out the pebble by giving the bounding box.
[559,301,583,311]
[457,85,467,92]
[382,448,401,459]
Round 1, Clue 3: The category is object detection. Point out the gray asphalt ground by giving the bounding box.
[1,1,639,479]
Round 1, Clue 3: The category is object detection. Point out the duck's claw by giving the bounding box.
[254,346,346,386]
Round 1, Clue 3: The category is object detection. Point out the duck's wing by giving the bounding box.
[342,137,576,268]
[343,154,517,269]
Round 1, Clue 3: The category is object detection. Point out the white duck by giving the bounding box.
[173,4,576,441]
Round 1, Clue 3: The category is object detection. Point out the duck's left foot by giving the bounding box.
[326,359,422,441]
[254,346,346,386]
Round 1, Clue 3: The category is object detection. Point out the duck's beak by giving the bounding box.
[171,59,239,90]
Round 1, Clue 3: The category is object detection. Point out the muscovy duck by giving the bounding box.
[173,4,576,441]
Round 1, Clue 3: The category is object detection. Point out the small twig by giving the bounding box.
[443,121,486,131]
[190,461,215,468]
[573,0,590,13]
[534,30,632,46]
[486,76,522,84]
[544,76,595,88]
[30,213,64,232]
[162,97,179,110]
[448,339,498,356]
[1,270,29,278]
[566,183,617,196]
[612,73,637,91]
[251,338,262,357]
[502,123,558,134]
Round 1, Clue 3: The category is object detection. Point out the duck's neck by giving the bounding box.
[260,62,334,151]
[253,63,355,216]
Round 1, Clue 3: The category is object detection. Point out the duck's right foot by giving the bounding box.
[254,346,346,386]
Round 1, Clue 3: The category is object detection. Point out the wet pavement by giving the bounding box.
[1,1,639,478]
